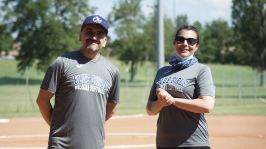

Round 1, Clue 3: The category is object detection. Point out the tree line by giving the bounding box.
[0,0,265,86]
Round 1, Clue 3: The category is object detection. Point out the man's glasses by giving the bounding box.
[175,36,198,46]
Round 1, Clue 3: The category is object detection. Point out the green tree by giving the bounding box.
[108,0,148,81]
[174,14,189,30]
[162,15,188,62]
[142,11,157,62]
[1,0,95,72]
[164,16,176,61]
[232,0,266,86]
[192,21,204,56]
[0,24,13,55]
[196,19,233,63]
[192,21,205,61]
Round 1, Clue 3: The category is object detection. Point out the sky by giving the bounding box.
[1,0,232,39]
[90,0,232,25]
[89,0,232,38]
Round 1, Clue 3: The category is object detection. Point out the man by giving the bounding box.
[36,15,120,149]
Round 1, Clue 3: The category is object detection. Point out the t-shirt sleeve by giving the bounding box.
[40,57,63,94]
[107,68,120,103]
[196,65,215,97]
[148,69,162,102]
[148,81,158,101]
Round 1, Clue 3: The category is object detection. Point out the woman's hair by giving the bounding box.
[174,25,200,45]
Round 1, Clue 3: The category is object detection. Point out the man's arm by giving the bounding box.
[36,88,54,126]
[105,103,117,121]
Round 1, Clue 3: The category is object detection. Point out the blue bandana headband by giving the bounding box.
[168,53,198,70]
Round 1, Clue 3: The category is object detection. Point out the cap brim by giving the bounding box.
[81,23,108,35]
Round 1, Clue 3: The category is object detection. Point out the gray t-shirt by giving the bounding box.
[41,50,120,149]
[148,63,215,148]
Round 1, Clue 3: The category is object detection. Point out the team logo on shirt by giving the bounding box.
[156,76,189,92]
[73,74,109,94]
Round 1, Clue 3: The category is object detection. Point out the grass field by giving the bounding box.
[0,59,266,118]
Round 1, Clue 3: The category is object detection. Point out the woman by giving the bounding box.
[146,25,215,149]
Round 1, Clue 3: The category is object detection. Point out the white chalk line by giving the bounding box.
[0,144,157,149]
[0,133,156,148]
[0,132,155,139]
[0,148,46,149]
[0,115,155,148]
[0,134,48,139]
[105,144,156,148]
[111,114,146,119]
[107,132,155,136]
[0,114,147,123]
[0,119,9,123]
[0,114,153,140]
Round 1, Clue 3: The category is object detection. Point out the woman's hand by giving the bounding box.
[156,88,173,106]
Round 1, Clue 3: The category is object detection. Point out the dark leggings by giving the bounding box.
[157,146,210,149]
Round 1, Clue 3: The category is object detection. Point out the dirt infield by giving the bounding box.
[0,115,266,149]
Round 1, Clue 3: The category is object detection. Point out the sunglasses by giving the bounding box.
[175,36,198,46]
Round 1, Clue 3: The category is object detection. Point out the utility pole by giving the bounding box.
[156,0,164,70]
[173,0,176,25]
[262,3,266,86]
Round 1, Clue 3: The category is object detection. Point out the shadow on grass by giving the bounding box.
[120,78,152,88]
[216,95,266,99]
[0,77,42,85]
[214,84,258,87]
[120,78,144,83]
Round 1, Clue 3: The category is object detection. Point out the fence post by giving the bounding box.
[222,71,224,104]
[238,71,242,103]
[142,66,150,104]
[25,67,29,112]
[254,71,257,102]
[125,67,129,108]
[25,67,35,111]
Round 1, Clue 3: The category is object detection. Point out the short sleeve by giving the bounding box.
[196,65,215,97]
[40,57,63,94]
[107,68,120,103]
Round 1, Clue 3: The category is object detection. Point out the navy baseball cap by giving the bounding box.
[81,15,108,35]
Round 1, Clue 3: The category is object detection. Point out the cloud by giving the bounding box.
[141,3,154,17]
[204,0,232,9]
